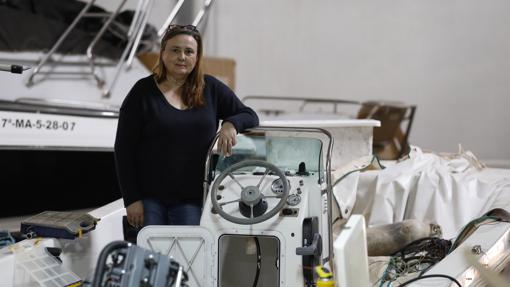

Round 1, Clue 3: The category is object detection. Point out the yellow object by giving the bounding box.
[315,266,335,287]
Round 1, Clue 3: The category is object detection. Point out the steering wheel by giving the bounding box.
[211,159,289,225]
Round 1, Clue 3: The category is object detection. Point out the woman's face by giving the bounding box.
[162,34,198,79]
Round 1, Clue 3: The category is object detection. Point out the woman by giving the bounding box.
[114,24,259,228]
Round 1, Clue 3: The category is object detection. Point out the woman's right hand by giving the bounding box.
[126,200,144,228]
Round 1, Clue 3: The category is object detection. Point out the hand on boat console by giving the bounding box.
[218,121,237,157]
[126,200,144,228]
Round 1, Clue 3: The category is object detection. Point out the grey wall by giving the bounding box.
[200,0,510,166]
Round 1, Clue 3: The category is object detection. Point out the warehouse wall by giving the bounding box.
[201,0,510,166]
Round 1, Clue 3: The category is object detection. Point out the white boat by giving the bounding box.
[0,0,219,218]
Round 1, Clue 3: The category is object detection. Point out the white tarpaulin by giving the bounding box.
[351,147,510,238]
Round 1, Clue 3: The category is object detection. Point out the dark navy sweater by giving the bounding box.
[114,74,259,207]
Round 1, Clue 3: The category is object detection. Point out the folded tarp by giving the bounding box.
[351,146,510,238]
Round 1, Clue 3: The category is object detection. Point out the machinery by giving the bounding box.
[137,127,335,287]
[92,241,188,287]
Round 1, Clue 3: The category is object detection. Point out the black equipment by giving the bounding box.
[92,241,188,287]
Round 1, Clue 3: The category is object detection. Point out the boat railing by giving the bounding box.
[24,0,216,99]
[106,0,154,98]
[26,0,124,88]
[192,0,215,27]
[110,0,220,97]
[125,0,154,68]
[156,0,216,37]
[25,0,155,99]
[157,0,187,37]
[85,0,131,95]
[242,95,361,115]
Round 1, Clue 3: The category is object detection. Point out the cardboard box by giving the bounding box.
[357,101,413,160]
[202,57,236,91]
[137,53,236,91]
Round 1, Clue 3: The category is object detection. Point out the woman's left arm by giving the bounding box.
[213,76,259,156]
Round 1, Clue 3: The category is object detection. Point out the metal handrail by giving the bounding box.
[26,0,135,90]
[158,0,186,37]
[243,95,361,105]
[192,0,215,27]
[25,0,215,98]
[126,0,154,68]
[26,0,96,87]
[157,0,215,35]
[127,0,147,37]
[242,95,361,114]
[86,0,128,89]
[105,0,154,98]
[25,0,154,98]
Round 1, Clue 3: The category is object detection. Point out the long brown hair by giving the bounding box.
[153,25,205,108]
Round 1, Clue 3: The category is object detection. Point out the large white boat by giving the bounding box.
[0,0,219,218]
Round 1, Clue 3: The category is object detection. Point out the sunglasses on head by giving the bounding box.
[166,24,199,33]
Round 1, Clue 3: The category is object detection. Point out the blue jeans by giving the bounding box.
[142,199,202,226]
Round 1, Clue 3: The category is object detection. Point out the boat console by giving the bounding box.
[137,127,334,287]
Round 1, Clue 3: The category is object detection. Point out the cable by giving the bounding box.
[332,155,385,222]
[397,274,462,287]
[252,237,261,287]
[332,155,385,187]
[378,237,452,286]
[392,237,451,260]
[449,216,500,253]
[373,154,386,169]
[378,258,394,287]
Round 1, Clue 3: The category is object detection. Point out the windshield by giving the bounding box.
[212,131,324,181]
